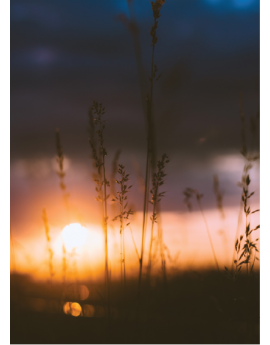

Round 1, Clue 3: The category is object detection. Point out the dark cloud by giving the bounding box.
[11,0,259,161]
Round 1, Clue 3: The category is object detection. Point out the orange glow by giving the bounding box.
[10,204,260,282]
[9,155,260,281]
[63,302,82,317]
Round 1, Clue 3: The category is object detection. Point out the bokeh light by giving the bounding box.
[63,302,82,317]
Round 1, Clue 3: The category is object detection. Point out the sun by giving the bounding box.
[62,223,88,251]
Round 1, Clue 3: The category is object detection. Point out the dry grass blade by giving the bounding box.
[232,94,260,276]
[138,0,165,297]
[112,164,133,291]
[88,100,111,320]
[42,208,54,284]
[213,174,225,219]
[235,164,260,275]
[183,188,220,272]
[110,149,121,217]
[129,225,140,261]
[55,129,70,218]
[147,154,169,280]
[55,129,69,285]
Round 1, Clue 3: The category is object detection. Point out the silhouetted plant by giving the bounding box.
[62,243,67,285]
[231,94,260,275]
[55,129,69,285]
[42,208,54,284]
[88,100,111,319]
[55,129,70,216]
[213,174,225,219]
[110,149,121,217]
[112,164,133,291]
[138,0,166,296]
[236,164,260,274]
[147,153,169,280]
[184,188,220,271]
[119,0,167,293]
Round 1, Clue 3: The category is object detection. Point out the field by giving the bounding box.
[10,270,259,344]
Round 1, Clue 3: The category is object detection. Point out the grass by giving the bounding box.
[41,208,54,286]
[183,188,220,272]
[112,164,133,294]
[88,101,111,320]
[55,129,69,285]
[55,129,70,220]
[147,153,169,281]
[10,0,260,343]
[213,174,225,219]
[138,0,165,297]
[229,92,260,277]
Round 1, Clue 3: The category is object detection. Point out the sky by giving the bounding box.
[10,0,260,275]
[11,0,259,159]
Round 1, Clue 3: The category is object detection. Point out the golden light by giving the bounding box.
[63,302,82,317]
[62,223,88,251]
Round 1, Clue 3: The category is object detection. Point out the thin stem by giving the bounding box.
[121,181,125,284]
[231,196,243,270]
[55,129,70,222]
[129,226,140,261]
[138,20,157,295]
[123,226,126,296]
[147,182,157,279]
[120,225,123,282]
[125,0,150,295]
[126,0,148,128]
[197,199,220,271]
[114,164,132,300]
[10,228,16,274]
[138,147,150,292]
[102,155,110,320]
[156,203,166,286]
[62,242,67,286]
[147,216,155,279]
[245,206,250,277]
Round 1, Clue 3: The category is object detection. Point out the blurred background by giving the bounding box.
[10,0,260,279]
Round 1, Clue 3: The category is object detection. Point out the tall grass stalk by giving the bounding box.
[110,149,121,217]
[55,129,69,285]
[184,188,220,271]
[62,243,67,285]
[234,93,260,275]
[55,129,70,220]
[231,197,243,270]
[213,174,225,219]
[129,225,140,261]
[138,0,165,296]
[112,164,133,294]
[147,154,169,280]
[236,165,260,276]
[10,228,16,274]
[125,0,148,126]
[88,100,111,319]
[121,0,166,292]
[42,208,54,285]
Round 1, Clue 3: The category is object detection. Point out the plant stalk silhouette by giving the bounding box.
[88,100,111,320]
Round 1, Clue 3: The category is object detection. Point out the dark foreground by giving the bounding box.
[10,270,259,344]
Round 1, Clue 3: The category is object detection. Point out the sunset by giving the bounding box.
[9,0,261,343]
